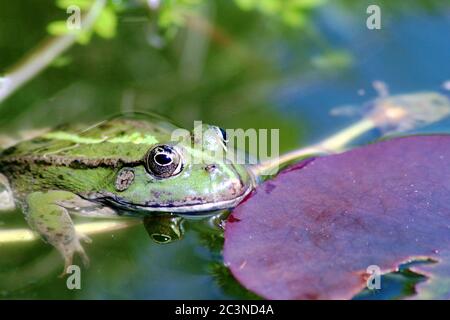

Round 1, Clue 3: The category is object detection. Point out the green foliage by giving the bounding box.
[50,55,73,68]
[47,0,118,44]
[47,20,68,36]
[155,0,328,34]
[157,0,203,37]
[47,0,329,43]
[311,50,353,70]
[234,0,327,27]
[209,263,262,299]
[56,0,94,10]
[94,6,118,39]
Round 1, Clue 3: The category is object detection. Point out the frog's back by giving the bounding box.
[0,115,177,168]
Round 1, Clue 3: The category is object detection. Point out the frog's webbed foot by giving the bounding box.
[57,231,92,277]
[25,191,99,275]
[0,173,15,212]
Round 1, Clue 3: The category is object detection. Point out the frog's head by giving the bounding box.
[97,124,255,214]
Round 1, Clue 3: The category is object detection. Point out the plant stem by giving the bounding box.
[0,220,139,243]
[0,0,106,104]
[250,118,376,177]
[251,91,450,176]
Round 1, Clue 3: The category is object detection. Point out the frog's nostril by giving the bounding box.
[205,164,217,173]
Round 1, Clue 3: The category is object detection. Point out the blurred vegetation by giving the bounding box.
[0,0,349,153]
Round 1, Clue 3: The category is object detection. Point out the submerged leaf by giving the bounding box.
[224,135,450,299]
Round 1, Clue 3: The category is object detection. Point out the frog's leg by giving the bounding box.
[56,196,118,218]
[0,173,15,212]
[25,190,117,272]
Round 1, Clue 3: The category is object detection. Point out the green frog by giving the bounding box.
[0,114,254,270]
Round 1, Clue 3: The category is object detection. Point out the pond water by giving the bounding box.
[0,0,449,299]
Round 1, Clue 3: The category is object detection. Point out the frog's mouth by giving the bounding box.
[92,183,254,215]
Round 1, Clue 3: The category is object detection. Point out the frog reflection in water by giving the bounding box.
[144,215,184,244]
[0,114,254,270]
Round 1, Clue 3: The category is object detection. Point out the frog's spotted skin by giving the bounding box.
[0,114,254,270]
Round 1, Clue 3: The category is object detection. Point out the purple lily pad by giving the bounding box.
[223,135,450,299]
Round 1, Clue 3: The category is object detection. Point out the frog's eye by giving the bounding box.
[151,233,172,244]
[145,145,183,178]
[213,126,228,145]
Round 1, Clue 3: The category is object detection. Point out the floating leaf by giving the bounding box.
[224,135,450,299]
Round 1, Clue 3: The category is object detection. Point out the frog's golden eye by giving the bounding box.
[145,144,182,179]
